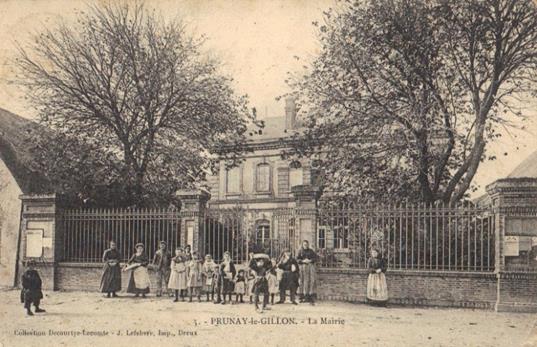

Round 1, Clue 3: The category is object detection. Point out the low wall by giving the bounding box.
[317,268,498,309]
[56,263,159,292]
[496,272,537,313]
[31,264,535,312]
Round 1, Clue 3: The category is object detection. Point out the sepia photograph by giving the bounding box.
[0,0,536,346]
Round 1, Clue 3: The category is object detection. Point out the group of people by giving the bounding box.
[20,240,389,316]
[98,239,321,312]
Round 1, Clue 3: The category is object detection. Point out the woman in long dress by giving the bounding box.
[125,243,150,297]
[366,248,388,306]
[219,251,236,305]
[100,240,121,297]
[297,240,318,305]
[168,247,188,302]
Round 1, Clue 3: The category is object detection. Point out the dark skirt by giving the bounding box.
[100,264,121,293]
[279,271,299,290]
[222,278,235,294]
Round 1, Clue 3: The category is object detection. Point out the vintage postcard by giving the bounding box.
[0,0,537,346]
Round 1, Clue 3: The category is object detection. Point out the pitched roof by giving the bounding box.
[245,116,303,142]
[0,108,51,194]
[508,150,537,178]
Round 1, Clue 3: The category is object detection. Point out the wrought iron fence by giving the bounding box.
[317,202,495,272]
[202,208,290,263]
[60,203,495,272]
[61,208,181,262]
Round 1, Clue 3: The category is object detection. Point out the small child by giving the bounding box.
[267,258,279,305]
[187,252,203,302]
[21,260,45,316]
[234,269,246,303]
[213,265,222,304]
[246,270,255,304]
[202,254,216,302]
[168,247,187,302]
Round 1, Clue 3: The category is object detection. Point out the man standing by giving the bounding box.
[21,260,45,316]
[297,240,318,305]
[276,249,299,305]
[153,241,172,297]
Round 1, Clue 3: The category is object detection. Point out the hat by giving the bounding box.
[223,251,231,256]
[135,243,144,249]
[159,241,167,246]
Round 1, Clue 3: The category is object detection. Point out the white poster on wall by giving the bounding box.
[26,230,44,258]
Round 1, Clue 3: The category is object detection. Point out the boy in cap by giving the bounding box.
[21,260,45,316]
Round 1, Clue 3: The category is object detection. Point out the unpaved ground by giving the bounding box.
[0,290,535,347]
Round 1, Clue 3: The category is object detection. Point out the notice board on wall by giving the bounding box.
[26,229,44,258]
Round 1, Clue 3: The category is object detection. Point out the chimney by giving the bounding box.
[285,97,297,130]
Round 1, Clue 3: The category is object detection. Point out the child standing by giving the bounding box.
[21,260,45,316]
[168,247,188,302]
[246,270,255,304]
[187,252,204,302]
[234,269,246,303]
[202,254,216,302]
[267,258,279,305]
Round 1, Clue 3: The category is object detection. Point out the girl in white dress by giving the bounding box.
[168,247,188,302]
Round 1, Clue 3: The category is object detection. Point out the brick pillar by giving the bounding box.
[486,177,537,312]
[176,190,210,256]
[17,194,60,291]
[291,185,321,251]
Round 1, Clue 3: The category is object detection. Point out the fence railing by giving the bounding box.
[61,208,181,263]
[317,202,495,272]
[60,203,496,272]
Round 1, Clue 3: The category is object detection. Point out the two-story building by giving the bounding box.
[204,97,317,256]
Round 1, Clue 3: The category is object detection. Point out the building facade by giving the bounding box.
[205,98,318,254]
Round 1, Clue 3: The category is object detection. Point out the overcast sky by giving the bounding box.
[0,0,535,197]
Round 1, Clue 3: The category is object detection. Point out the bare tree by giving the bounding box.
[17,2,253,206]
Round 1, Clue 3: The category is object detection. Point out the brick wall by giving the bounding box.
[37,264,536,312]
[56,263,164,292]
[317,269,498,309]
[496,272,537,313]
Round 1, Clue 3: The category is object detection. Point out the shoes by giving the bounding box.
[112,293,118,298]
[275,301,284,304]
[292,301,298,305]
[35,308,46,313]
[26,310,34,316]
[173,298,179,302]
